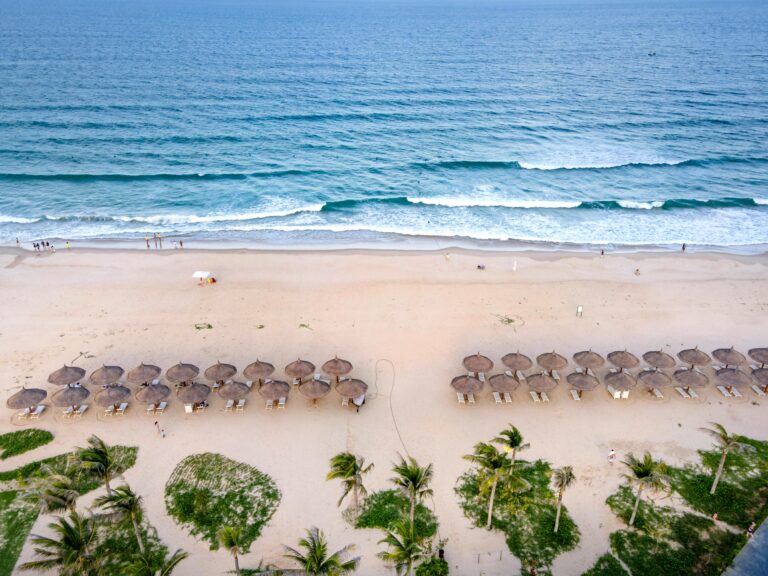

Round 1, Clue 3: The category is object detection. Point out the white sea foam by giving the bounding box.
[407,197,581,209]
[617,200,665,210]
[518,160,684,171]
[113,205,325,225]
[0,215,39,224]
[755,198,768,205]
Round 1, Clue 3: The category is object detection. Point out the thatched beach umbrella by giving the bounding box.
[748,348,768,368]
[286,359,315,380]
[715,368,751,388]
[642,351,676,370]
[298,379,331,400]
[463,354,494,373]
[677,348,711,367]
[712,347,746,367]
[450,375,483,395]
[607,351,639,370]
[94,385,131,407]
[566,372,599,391]
[752,368,768,389]
[48,365,85,386]
[217,381,250,400]
[176,383,211,404]
[135,383,171,404]
[166,362,199,383]
[258,380,290,401]
[573,350,605,371]
[638,370,672,389]
[336,379,368,398]
[527,373,558,393]
[488,373,520,393]
[537,352,567,372]
[502,352,533,372]
[126,363,161,384]
[322,357,354,378]
[51,386,89,407]
[204,361,237,382]
[604,371,637,391]
[673,369,709,388]
[90,365,124,386]
[244,360,275,382]
[7,388,47,410]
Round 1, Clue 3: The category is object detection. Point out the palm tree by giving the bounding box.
[493,425,530,467]
[283,527,359,575]
[463,442,512,529]
[390,455,434,533]
[377,520,425,576]
[552,466,576,533]
[326,452,374,509]
[218,526,249,576]
[700,422,756,494]
[19,511,99,576]
[94,484,146,555]
[130,548,189,576]
[24,466,80,514]
[621,452,671,526]
[77,435,118,494]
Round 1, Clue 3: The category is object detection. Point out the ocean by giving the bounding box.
[1,0,767,250]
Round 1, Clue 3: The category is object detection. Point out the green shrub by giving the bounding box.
[0,429,54,460]
[0,491,40,576]
[580,553,628,576]
[355,489,437,540]
[416,557,449,576]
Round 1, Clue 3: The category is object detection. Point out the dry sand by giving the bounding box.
[1,246,767,575]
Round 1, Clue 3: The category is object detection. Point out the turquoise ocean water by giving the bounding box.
[1,0,767,249]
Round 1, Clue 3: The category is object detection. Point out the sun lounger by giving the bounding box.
[505,370,514,377]
[116,403,127,415]
[576,304,583,317]
[552,370,561,381]
[516,370,526,381]
[675,387,689,399]
[146,403,157,414]
[184,403,194,413]
[17,408,30,420]
[155,401,167,414]
[540,392,550,402]
[752,385,766,397]
[151,379,160,385]
[730,387,743,398]
[265,400,273,410]
[457,392,465,404]
[621,390,629,399]
[467,393,475,405]
[493,391,502,404]
[607,385,621,399]
[478,372,486,382]
[587,368,596,377]
[212,381,221,389]
[688,388,699,399]
[74,405,88,418]
[62,407,74,418]
[292,378,301,386]
[717,386,731,398]
[749,364,759,371]
[195,403,206,413]
[30,405,45,419]
[245,380,253,389]
[278,396,286,409]
[236,399,245,412]
[503,392,513,404]
[714,364,726,371]
[529,391,540,403]
[104,405,114,417]
[224,399,234,412]
[570,389,581,401]
[609,368,618,374]
[341,397,349,407]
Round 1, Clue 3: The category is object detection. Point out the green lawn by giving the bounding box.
[0,490,40,576]
[0,429,54,460]
[355,489,438,540]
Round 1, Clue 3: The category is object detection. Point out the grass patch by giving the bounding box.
[0,429,54,460]
[456,459,579,573]
[355,489,438,540]
[0,491,40,576]
[165,453,280,550]
[580,553,628,576]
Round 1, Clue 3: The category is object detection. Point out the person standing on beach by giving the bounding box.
[16,238,19,247]
[682,243,686,252]
[608,449,616,464]
[145,234,150,249]
[179,240,184,249]
[65,241,70,250]
[158,232,163,248]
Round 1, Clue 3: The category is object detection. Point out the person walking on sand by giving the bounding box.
[682,243,686,252]
[158,232,163,248]
[145,234,150,249]
[154,420,160,434]
[16,237,19,247]
[65,241,70,250]
[153,233,158,248]
[179,240,184,249]
[608,449,617,464]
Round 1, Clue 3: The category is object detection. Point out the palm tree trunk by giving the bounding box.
[409,493,416,533]
[234,552,240,576]
[710,449,728,494]
[510,449,516,467]
[554,493,563,533]
[131,514,146,555]
[353,484,359,510]
[485,476,498,529]
[104,475,112,494]
[629,486,644,526]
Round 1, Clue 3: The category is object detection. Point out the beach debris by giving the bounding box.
[299,323,312,330]
[194,323,213,330]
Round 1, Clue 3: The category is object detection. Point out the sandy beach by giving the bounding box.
[1,246,767,575]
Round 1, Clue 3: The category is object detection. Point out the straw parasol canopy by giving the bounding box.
[298,379,331,400]
[488,373,520,393]
[176,383,211,404]
[286,359,315,380]
[166,362,199,383]
[322,357,354,377]
[604,371,637,391]
[673,369,709,388]
[48,365,86,386]
[258,380,290,401]
[243,360,275,381]
[677,348,711,367]
[537,352,567,372]
[135,383,171,404]
[566,372,599,391]
[752,368,768,388]
[527,373,558,393]
[126,363,161,384]
[336,379,368,398]
[463,354,494,373]
[7,388,47,409]
[450,375,483,395]
[638,370,672,389]
[712,347,746,367]
[51,386,90,407]
[715,368,751,388]
[748,348,768,367]
[573,350,605,370]
[607,351,639,370]
[90,365,124,386]
[642,351,676,369]
[217,381,250,400]
[204,361,237,382]
[502,352,533,372]
[94,385,131,407]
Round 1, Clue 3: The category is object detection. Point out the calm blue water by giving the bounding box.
[1,0,768,248]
